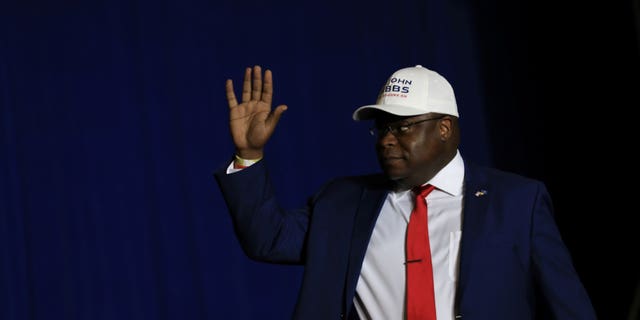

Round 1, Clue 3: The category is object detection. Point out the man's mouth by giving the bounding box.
[382,155,404,164]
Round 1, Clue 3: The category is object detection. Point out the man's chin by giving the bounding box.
[383,169,407,181]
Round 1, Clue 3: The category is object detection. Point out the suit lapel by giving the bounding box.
[454,163,491,314]
[343,181,388,314]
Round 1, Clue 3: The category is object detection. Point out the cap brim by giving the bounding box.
[352,104,428,121]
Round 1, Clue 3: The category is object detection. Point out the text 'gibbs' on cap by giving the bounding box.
[352,65,459,120]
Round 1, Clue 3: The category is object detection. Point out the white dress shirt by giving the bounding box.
[354,150,465,320]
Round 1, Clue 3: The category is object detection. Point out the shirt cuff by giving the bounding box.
[225,156,262,174]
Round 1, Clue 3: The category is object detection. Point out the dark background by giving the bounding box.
[2,0,638,319]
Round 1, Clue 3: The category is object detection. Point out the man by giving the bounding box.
[215,65,596,319]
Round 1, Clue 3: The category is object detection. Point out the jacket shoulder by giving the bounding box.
[465,162,547,193]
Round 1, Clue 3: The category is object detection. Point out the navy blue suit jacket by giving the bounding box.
[215,160,596,319]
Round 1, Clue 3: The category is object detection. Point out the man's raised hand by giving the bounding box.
[225,65,288,159]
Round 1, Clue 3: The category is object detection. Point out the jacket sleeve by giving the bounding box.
[214,160,309,264]
[530,182,597,319]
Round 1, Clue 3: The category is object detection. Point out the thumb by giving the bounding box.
[267,104,288,127]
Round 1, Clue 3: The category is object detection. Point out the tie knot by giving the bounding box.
[413,184,436,198]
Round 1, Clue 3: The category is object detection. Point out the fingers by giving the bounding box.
[262,69,273,106]
[236,65,273,105]
[266,104,288,128]
[251,65,262,101]
[241,67,251,103]
[225,79,238,108]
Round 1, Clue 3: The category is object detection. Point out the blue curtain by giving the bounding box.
[2,0,638,319]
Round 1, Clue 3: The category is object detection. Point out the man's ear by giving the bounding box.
[438,117,453,142]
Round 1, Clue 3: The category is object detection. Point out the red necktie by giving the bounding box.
[406,184,437,320]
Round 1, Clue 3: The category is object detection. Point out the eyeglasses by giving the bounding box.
[369,116,445,137]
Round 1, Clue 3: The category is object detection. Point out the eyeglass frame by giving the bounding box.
[369,115,446,137]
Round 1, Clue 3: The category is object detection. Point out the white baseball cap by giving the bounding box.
[352,65,459,120]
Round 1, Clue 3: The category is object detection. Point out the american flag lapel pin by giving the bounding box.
[474,189,487,197]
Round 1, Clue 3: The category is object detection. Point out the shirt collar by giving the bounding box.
[425,149,464,196]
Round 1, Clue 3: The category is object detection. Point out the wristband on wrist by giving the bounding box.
[233,154,262,169]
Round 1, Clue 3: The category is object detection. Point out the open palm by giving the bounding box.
[225,66,287,159]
